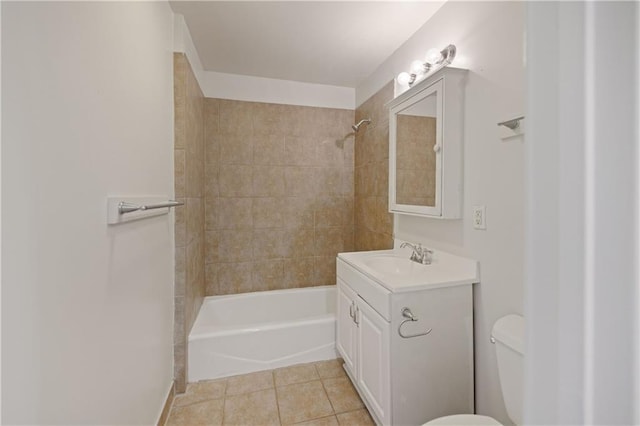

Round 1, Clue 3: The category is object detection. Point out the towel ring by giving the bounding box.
[398,307,433,339]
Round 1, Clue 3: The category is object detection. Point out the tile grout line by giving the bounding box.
[316,364,338,418]
[273,370,283,426]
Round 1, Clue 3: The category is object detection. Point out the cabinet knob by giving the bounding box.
[433,144,441,153]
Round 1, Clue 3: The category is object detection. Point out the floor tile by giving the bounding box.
[335,409,375,426]
[226,370,274,396]
[294,415,339,426]
[275,363,319,387]
[322,377,364,414]
[174,379,226,407]
[314,359,346,379]
[223,388,280,426]
[277,380,334,424]
[167,399,224,426]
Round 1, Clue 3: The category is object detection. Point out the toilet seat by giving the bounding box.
[423,414,503,425]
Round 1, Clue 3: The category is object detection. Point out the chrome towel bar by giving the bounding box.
[118,200,184,215]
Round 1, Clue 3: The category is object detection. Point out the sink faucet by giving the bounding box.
[400,242,433,265]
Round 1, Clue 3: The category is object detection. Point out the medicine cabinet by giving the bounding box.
[388,67,467,218]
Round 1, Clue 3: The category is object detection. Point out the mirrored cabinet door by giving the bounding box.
[389,67,467,218]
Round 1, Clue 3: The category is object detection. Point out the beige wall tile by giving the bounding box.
[204,98,219,140]
[314,167,344,196]
[175,197,186,248]
[219,134,253,165]
[217,262,252,295]
[252,259,285,291]
[253,197,283,229]
[282,228,315,258]
[174,53,206,394]
[285,136,316,166]
[253,166,285,197]
[316,137,344,167]
[216,197,253,230]
[315,227,344,256]
[252,229,285,259]
[283,197,315,229]
[354,82,393,252]
[218,230,253,263]
[218,99,253,136]
[254,134,285,165]
[175,149,186,198]
[205,263,218,295]
[315,197,345,228]
[219,165,253,197]
[313,256,337,286]
[253,102,287,135]
[283,258,315,288]
[175,247,186,297]
[284,166,316,197]
[203,98,356,296]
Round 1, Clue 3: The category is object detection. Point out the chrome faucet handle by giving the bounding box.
[421,249,433,265]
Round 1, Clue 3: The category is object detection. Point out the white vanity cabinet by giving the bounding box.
[337,279,391,424]
[336,248,478,426]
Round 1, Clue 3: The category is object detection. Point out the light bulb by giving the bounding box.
[410,60,425,75]
[397,72,411,87]
[425,48,443,65]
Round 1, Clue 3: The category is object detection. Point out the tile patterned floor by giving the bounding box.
[166,359,375,426]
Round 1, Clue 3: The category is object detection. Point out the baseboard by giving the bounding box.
[157,381,175,426]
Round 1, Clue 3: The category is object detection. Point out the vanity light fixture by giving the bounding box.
[397,44,457,88]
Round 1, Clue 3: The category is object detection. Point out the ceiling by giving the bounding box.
[169,1,445,88]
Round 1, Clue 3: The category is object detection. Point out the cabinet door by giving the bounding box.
[336,279,357,376]
[356,298,391,425]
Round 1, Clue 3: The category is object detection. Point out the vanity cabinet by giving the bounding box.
[336,249,477,426]
[337,282,391,424]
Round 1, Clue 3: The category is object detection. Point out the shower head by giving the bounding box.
[352,118,372,132]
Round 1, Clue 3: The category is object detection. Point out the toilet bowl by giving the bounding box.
[424,414,502,425]
[423,314,524,426]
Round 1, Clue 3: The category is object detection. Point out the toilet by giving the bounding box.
[424,314,525,426]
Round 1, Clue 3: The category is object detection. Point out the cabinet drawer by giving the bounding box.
[337,258,391,321]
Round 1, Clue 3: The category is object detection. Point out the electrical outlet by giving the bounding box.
[473,206,486,230]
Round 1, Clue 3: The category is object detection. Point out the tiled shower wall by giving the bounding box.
[173,53,205,393]
[354,81,394,250]
[203,99,355,296]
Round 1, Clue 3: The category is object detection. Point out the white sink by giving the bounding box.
[337,248,479,292]
[361,254,428,277]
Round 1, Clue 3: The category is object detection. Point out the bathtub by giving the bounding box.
[188,286,338,382]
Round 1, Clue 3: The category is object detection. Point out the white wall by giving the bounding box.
[2,2,175,424]
[525,2,639,423]
[173,15,355,110]
[357,2,525,423]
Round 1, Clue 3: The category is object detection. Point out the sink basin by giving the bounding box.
[361,254,427,277]
[338,248,479,292]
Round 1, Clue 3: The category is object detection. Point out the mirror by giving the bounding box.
[388,67,466,218]
[395,90,438,207]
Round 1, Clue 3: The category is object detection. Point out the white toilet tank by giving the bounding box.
[492,314,525,425]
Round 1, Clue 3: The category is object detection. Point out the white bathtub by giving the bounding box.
[188,286,338,382]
